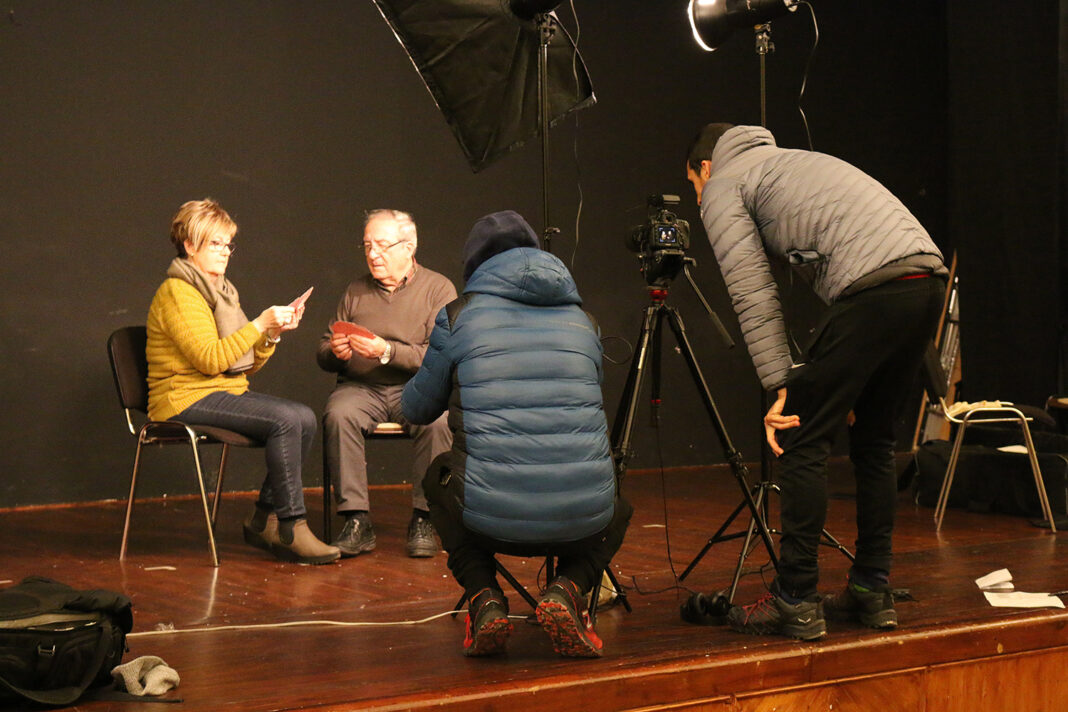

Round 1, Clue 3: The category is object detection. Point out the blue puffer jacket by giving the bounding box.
[401,247,616,544]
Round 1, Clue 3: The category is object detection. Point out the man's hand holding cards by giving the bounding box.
[329,321,382,361]
[331,321,376,340]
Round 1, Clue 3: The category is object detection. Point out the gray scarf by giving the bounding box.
[167,257,254,374]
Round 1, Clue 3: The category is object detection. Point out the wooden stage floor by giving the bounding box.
[2,460,1067,711]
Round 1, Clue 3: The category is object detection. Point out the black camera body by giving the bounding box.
[628,194,691,286]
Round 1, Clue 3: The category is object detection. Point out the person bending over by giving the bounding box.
[147,198,338,565]
[402,210,631,658]
[317,209,456,558]
[685,123,946,639]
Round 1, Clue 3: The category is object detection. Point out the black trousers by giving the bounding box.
[774,276,945,599]
[423,454,632,600]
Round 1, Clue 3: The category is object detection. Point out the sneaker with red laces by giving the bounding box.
[726,591,826,641]
[536,576,604,658]
[463,588,513,657]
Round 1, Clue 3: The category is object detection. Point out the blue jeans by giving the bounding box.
[172,391,316,519]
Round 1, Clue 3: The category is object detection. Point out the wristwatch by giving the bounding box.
[379,341,393,365]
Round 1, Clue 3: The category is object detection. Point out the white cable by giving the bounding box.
[127,608,463,638]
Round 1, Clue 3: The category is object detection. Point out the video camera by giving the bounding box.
[627,194,691,287]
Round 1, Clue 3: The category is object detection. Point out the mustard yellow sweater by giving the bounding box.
[146,278,276,421]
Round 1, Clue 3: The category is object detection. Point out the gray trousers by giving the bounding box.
[323,382,451,513]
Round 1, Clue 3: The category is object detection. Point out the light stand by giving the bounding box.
[534,12,561,253]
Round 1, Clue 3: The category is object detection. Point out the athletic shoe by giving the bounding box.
[406,513,438,558]
[822,580,898,629]
[536,576,604,658]
[463,588,512,657]
[332,513,376,557]
[726,591,826,640]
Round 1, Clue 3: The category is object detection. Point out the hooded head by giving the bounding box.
[462,210,540,282]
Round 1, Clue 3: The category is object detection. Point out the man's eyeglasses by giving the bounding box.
[206,239,237,255]
[363,239,406,256]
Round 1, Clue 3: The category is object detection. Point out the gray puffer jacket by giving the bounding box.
[699,125,945,390]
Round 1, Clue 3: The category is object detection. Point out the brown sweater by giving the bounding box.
[316,264,457,386]
[146,278,275,421]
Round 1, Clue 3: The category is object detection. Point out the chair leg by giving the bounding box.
[934,422,969,531]
[496,559,540,611]
[210,444,229,528]
[322,431,333,542]
[452,589,468,615]
[588,573,603,625]
[188,438,221,567]
[1020,418,1057,533]
[119,435,147,561]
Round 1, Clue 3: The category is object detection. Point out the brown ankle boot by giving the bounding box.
[271,519,340,565]
[242,511,280,552]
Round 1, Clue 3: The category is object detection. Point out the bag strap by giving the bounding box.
[0,623,114,706]
[444,293,473,330]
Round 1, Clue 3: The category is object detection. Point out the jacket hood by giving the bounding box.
[464,247,582,307]
[709,125,777,174]
[462,210,541,282]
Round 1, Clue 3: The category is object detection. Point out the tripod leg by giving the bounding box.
[678,495,750,581]
[650,308,665,427]
[725,482,773,602]
[662,307,779,570]
[819,528,856,562]
[610,304,659,478]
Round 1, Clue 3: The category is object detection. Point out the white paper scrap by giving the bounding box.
[976,568,1013,590]
[983,591,1065,609]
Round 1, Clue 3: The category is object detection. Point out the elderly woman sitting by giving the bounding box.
[145,198,338,564]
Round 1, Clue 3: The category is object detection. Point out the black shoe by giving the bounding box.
[823,580,898,629]
[406,513,438,558]
[463,588,513,657]
[332,513,376,557]
[536,576,604,658]
[726,592,826,641]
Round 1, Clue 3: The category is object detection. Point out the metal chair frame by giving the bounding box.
[108,326,263,566]
[933,397,1057,533]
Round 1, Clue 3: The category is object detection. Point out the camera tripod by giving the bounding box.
[610,261,780,585]
[610,260,853,606]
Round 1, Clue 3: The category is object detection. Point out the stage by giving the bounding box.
[2,459,1066,711]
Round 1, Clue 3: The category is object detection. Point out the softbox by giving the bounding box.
[371,0,596,173]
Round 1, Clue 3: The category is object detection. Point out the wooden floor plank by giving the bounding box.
[1,459,1065,710]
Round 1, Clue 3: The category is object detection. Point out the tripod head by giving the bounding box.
[641,257,735,350]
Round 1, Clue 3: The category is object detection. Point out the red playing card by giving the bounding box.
[289,286,314,309]
[331,321,376,339]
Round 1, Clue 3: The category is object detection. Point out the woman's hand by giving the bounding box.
[253,305,296,333]
[279,304,305,333]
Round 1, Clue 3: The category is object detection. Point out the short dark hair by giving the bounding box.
[686,122,736,172]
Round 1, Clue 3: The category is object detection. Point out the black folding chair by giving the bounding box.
[107,326,264,566]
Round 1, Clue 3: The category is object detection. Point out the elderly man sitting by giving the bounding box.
[318,209,456,558]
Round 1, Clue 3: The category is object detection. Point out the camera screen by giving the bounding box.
[654,225,678,246]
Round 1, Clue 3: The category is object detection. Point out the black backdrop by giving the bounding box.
[0,1,1060,509]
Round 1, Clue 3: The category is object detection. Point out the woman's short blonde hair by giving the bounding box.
[170,198,237,257]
